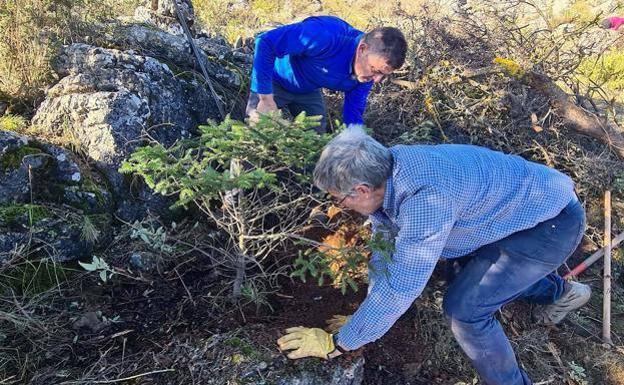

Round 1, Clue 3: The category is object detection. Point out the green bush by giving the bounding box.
[121,113,330,297]
[577,51,624,101]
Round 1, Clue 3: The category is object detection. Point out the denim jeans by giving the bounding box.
[246,82,328,133]
[442,197,586,385]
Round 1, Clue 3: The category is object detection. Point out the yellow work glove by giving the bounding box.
[325,314,351,333]
[277,326,335,359]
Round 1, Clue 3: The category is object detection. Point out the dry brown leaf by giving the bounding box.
[327,205,342,220]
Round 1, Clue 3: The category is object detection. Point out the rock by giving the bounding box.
[102,23,246,84]
[0,209,97,263]
[0,130,106,210]
[129,251,162,271]
[32,43,221,220]
[274,357,365,385]
[134,0,196,36]
[0,232,28,264]
[0,129,115,262]
[63,185,113,214]
[34,218,93,262]
[195,36,253,64]
[115,185,171,222]
[0,131,35,204]
[40,143,82,184]
[72,311,109,333]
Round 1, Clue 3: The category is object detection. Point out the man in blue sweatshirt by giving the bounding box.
[247,16,407,133]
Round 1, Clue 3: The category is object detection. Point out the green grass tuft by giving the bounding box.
[0,114,28,133]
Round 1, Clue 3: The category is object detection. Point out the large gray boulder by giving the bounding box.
[0,130,112,263]
[31,43,224,220]
[0,130,85,205]
[30,0,251,221]
[100,23,250,81]
[0,131,33,204]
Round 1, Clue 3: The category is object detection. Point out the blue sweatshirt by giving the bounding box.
[250,16,374,125]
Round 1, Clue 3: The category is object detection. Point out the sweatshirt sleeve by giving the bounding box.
[342,82,373,125]
[251,19,334,94]
[608,16,624,30]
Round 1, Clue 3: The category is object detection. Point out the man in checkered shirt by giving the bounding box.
[277,127,591,385]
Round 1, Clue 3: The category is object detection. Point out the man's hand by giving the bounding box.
[325,314,351,333]
[249,93,278,125]
[277,327,335,359]
[257,94,278,113]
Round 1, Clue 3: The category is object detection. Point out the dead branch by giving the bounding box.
[522,71,624,159]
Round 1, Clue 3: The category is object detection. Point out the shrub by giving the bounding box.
[292,225,395,294]
[121,113,330,297]
[576,51,624,101]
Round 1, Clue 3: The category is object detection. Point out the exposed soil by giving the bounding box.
[7,224,624,385]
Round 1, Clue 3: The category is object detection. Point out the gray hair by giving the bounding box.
[313,127,392,194]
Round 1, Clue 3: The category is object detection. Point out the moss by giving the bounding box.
[0,146,42,171]
[225,336,261,358]
[0,204,51,227]
[81,178,107,206]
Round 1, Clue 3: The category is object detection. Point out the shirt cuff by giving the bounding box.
[336,326,368,351]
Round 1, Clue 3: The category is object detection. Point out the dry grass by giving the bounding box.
[194,0,420,43]
[0,0,139,114]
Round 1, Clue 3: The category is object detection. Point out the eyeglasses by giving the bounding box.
[332,191,353,206]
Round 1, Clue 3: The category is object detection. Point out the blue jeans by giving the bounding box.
[443,197,585,385]
[246,82,328,133]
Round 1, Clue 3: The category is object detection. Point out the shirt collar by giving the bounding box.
[370,156,395,219]
[368,176,395,226]
[382,175,395,215]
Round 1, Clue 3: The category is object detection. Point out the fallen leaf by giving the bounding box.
[327,205,342,219]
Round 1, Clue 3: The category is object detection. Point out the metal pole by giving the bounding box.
[172,0,225,119]
[563,231,624,279]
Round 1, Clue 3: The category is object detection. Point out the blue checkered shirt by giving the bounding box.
[336,144,576,350]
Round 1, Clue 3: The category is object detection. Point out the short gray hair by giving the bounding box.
[313,127,392,194]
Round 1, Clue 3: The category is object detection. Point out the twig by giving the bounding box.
[0,375,16,384]
[174,268,196,307]
[546,342,570,383]
[91,369,175,383]
[10,291,46,333]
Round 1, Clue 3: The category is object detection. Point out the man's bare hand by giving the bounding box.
[257,94,278,113]
[249,94,278,125]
